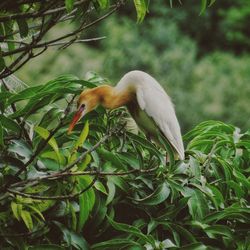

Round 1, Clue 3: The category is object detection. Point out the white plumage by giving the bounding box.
[116,70,185,160]
[69,70,185,160]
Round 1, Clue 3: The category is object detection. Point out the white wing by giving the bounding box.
[133,71,185,160]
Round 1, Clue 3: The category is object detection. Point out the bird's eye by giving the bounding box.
[80,104,85,110]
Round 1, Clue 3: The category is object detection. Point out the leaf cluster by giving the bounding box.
[0,73,249,249]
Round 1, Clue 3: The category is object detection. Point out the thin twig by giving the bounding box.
[0,225,47,237]
[0,2,121,79]
[0,0,88,21]
[7,130,119,191]
[11,165,158,189]
[0,95,76,192]
[1,15,60,79]
[7,174,99,200]
[1,79,32,145]
[1,4,119,58]
[203,138,218,171]
[6,166,158,200]
[2,37,106,48]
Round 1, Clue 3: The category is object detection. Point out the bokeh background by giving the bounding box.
[16,0,250,133]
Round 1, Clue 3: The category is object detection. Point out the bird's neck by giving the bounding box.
[95,85,134,109]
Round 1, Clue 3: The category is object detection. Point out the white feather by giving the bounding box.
[116,70,185,160]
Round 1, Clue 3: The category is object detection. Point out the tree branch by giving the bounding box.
[6,166,158,200]
[1,79,32,145]
[0,0,88,21]
[0,2,122,79]
[7,173,98,200]
[0,95,76,192]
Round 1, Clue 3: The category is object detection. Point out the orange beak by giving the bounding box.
[68,107,85,134]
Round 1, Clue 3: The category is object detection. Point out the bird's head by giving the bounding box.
[68,88,100,134]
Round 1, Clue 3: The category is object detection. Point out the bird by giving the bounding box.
[68,70,184,160]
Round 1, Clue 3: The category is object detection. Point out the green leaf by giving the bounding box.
[134,182,170,205]
[39,108,62,127]
[133,0,147,23]
[207,184,224,209]
[7,86,43,105]
[128,132,164,164]
[92,239,141,250]
[77,176,95,232]
[3,21,15,51]
[108,176,129,192]
[54,221,89,250]
[11,202,22,221]
[158,134,175,168]
[169,0,173,8]
[208,0,216,7]
[227,180,244,198]
[78,154,92,171]
[105,180,116,205]
[182,188,209,221]
[204,225,233,239]
[0,122,3,146]
[0,172,3,186]
[171,223,197,243]
[78,191,89,232]
[0,47,6,72]
[94,181,108,195]
[0,114,21,133]
[180,242,207,250]
[70,203,77,231]
[97,0,109,9]
[8,139,32,161]
[25,184,50,194]
[21,210,33,231]
[41,151,66,165]
[34,126,61,162]
[28,245,64,250]
[97,148,126,169]
[27,205,45,221]
[73,120,89,151]
[233,169,250,189]
[65,0,75,12]
[107,216,154,245]
[16,19,29,38]
[200,0,207,15]
[117,152,140,169]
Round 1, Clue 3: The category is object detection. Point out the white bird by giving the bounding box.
[68,70,185,160]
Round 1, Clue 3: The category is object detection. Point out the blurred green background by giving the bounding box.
[16,0,250,133]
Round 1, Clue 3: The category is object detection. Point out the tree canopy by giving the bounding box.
[0,1,250,249]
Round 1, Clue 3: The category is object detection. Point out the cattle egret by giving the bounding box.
[68,70,185,160]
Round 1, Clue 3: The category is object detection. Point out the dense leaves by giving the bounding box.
[0,73,249,249]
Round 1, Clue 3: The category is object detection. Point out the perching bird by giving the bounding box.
[68,70,184,160]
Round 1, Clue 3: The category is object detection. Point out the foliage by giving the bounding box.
[0,0,213,79]
[0,0,124,79]
[1,1,249,249]
[0,73,249,249]
[170,0,250,54]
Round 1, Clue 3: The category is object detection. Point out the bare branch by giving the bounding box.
[6,166,158,200]
[1,79,32,145]
[0,0,88,22]
[7,174,98,200]
[0,1,123,79]
[1,4,119,58]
